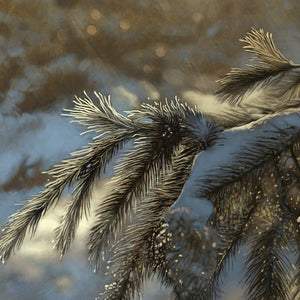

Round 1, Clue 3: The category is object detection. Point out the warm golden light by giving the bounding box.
[143,64,152,73]
[120,20,130,31]
[155,46,166,57]
[192,12,203,23]
[87,25,97,35]
[90,9,101,20]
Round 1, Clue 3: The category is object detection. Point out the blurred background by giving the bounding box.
[1,0,300,299]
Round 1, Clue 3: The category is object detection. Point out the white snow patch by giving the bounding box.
[0,111,91,185]
[190,108,300,196]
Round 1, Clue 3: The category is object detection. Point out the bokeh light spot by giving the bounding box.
[87,25,97,36]
[120,20,130,31]
[192,12,203,23]
[90,9,101,20]
[155,46,166,57]
[143,64,152,73]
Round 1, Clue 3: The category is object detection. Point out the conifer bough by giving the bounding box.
[0,29,300,300]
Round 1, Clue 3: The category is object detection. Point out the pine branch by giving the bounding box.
[88,135,173,270]
[242,28,291,67]
[1,28,299,300]
[216,28,300,105]
[160,211,216,300]
[127,97,196,123]
[53,134,128,257]
[0,155,85,261]
[290,144,300,173]
[99,143,199,299]
[244,225,292,300]
[197,111,300,299]
[88,135,197,270]
[0,92,137,262]
[63,91,135,135]
[291,252,300,299]
[100,127,222,299]
[0,134,133,264]
[241,156,296,300]
[207,172,262,298]
[194,107,300,199]
[88,99,220,270]
[287,208,300,299]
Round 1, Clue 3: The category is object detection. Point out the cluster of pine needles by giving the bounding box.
[0,29,300,299]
